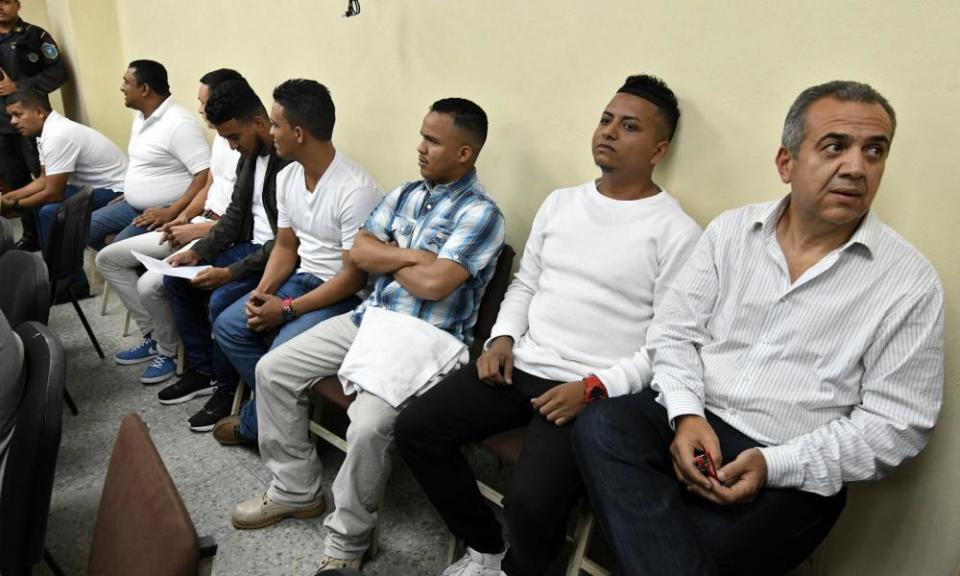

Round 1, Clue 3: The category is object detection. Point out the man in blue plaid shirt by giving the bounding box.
[232,98,504,573]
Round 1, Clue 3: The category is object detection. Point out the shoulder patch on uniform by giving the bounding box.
[27,52,39,63]
[41,42,59,60]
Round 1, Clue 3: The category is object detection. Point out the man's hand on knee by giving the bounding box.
[531,380,587,426]
[670,415,723,491]
[477,336,514,385]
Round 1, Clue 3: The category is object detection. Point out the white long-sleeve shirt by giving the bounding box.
[488,181,701,397]
[647,198,944,496]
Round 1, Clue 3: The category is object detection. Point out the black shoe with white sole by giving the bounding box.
[157,370,216,405]
[188,389,235,432]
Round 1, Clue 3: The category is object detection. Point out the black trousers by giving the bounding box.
[573,388,846,576]
[0,132,41,241]
[395,365,583,576]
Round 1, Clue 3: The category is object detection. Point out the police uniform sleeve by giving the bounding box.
[15,27,68,94]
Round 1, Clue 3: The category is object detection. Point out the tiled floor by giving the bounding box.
[35,282,581,576]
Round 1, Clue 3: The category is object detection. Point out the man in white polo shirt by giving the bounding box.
[3,90,127,245]
[95,68,243,385]
[0,89,125,260]
[89,59,209,256]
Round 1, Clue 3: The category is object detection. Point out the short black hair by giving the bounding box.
[6,89,51,112]
[429,98,488,149]
[617,75,680,141]
[272,79,335,141]
[199,68,244,92]
[204,79,267,126]
[127,59,170,97]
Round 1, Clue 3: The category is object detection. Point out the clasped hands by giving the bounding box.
[670,414,768,505]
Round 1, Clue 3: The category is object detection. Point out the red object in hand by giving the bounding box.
[694,450,718,480]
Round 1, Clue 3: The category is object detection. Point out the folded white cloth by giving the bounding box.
[338,307,468,408]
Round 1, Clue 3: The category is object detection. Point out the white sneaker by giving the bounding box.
[441,547,505,576]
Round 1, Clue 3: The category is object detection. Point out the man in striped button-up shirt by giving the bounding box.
[575,80,944,576]
[233,98,504,573]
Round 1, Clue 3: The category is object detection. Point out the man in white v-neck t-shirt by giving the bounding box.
[212,79,382,445]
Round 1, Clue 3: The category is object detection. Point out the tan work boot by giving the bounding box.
[231,492,325,530]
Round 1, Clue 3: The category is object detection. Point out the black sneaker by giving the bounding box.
[188,389,235,432]
[157,370,216,405]
[14,236,40,252]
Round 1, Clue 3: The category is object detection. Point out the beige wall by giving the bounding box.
[46,1,960,574]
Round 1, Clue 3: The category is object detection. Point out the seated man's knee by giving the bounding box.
[394,407,436,458]
[38,202,58,222]
[207,286,236,322]
[348,410,396,446]
[254,348,283,388]
[572,402,613,455]
[136,273,163,300]
[162,274,188,295]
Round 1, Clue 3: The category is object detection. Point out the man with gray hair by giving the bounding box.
[574,80,944,575]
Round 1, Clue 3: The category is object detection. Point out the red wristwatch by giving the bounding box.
[583,375,608,404]
[281,296,297,323]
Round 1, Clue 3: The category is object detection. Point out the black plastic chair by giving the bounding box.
[0,321,67,576]
[0,217,15,255]
[0,249,77,416]
[43,186,104,358]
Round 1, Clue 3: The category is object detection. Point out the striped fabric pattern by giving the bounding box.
[647,197,944,496]
[352,169,505,343]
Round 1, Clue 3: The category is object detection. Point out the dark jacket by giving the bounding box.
[192,140,291,279]
[0,18,68,133]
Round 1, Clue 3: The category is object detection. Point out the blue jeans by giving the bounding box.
[213,272,361,440]
[163,243,263,378]
[572,388,846,576]
[36,185,121,286]
[88,199,151,250]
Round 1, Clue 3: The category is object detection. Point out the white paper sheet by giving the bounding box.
[131,250,210,280]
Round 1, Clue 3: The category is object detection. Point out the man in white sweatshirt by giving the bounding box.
[394,74,702,576]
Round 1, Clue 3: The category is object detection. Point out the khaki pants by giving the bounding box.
[255,312,400,560]
[95,231,179,357]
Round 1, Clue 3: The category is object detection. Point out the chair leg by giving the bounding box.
[63,387,79,416]
[122,310,132,337]
[176,342,185,376]
[565,500,595,576]
[100,281,111,315]
[231,380,246,416]
[69,285,105,358]
[43,548,67,576]
[369,490,386,559]
[447,535,461,565]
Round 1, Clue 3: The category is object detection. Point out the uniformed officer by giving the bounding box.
[0,0,67,249]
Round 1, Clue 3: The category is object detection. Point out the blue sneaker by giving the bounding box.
[140,355,177,385]
[115,335,158,365]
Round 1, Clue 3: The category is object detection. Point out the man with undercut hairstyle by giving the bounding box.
[1,89,125,254]
[209,79,382,447]
[574,81,944,576]
[95,68,242,385]
[395,75,701,576]
[231,97,504,574]
[87,60,210,263]
[158,77,291,424]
